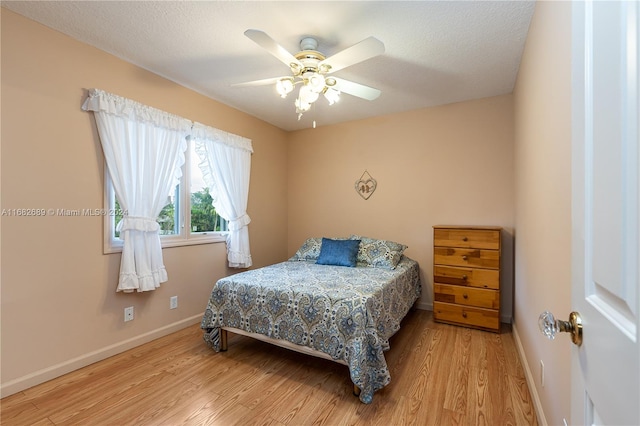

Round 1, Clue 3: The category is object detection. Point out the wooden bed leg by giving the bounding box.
[353,384,361,397]
[220,329,228,352]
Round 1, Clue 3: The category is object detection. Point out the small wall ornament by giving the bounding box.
[355,170,377,200]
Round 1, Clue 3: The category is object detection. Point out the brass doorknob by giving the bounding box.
[538,310,583,346]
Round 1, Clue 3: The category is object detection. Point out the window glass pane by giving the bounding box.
[114,197,123,239]
[158,185,179,235]
[190,143,227,232]
[108,141,228,246]
[113,185,179,238]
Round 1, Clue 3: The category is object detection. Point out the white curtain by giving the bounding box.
[191,122,253,268]
[82,89,191,292]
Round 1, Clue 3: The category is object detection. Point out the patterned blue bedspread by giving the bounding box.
[200,256,422,403]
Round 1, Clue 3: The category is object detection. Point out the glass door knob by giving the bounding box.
[538,310,583,346]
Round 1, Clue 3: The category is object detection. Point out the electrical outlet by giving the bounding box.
[124,306,134,322]
[170,296,178,310]
[540,360,545,387]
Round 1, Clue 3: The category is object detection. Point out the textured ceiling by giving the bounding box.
[2,1,535,131]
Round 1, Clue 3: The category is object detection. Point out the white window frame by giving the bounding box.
[103,138,227,254]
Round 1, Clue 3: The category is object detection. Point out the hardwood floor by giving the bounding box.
[1,310,538,425]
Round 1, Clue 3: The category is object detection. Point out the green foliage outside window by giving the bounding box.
[190,187,227,232]
[113,187,226,238]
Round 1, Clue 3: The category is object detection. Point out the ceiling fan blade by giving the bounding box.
[232,77,282,87]
[332,78,381,101]
[320,37,385,74]
[244,29,302,69]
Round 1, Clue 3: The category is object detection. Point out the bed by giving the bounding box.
[201,236,422,403]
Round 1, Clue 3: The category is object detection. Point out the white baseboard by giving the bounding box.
[0,314,203,398]
[512,321,547,426]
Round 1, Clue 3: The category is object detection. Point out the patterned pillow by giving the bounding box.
[289,237,323,261]
[316,238,361,267]
[350,235,408,270]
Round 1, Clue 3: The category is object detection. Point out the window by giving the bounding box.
[104,139,228,253]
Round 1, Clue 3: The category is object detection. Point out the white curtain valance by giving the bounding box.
[82,88,192,132]
[190,122,253,153]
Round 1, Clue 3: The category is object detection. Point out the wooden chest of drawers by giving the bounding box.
[433,226,502,332]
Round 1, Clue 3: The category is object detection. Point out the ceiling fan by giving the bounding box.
[234,29,385,122]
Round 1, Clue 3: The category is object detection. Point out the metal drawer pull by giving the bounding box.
[462,274,468,280]
[462,255,468,261]
[462,311,467,318]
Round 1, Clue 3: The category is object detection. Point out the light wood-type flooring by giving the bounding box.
[1,309,538,425]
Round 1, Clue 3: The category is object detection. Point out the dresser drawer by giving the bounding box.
[434,283,499,309]
[434,228,500,250]
[433,301,500,331]
[434,247,500,269]
[433,265,499,289]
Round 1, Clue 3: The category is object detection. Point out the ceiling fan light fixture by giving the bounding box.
[324,87,340,105]
[299,84,319,104]
[240,30,384,126]
[295,98,312,121]
[308,73,326,93]
[276,78,294,98]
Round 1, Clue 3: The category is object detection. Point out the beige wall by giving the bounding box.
[287,96,515,314]
[0,9,288,396]
[513,2,573,425]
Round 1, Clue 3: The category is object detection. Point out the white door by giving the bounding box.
[571,1,639,425]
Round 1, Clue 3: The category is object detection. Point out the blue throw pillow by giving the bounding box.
[316,238,361,267]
